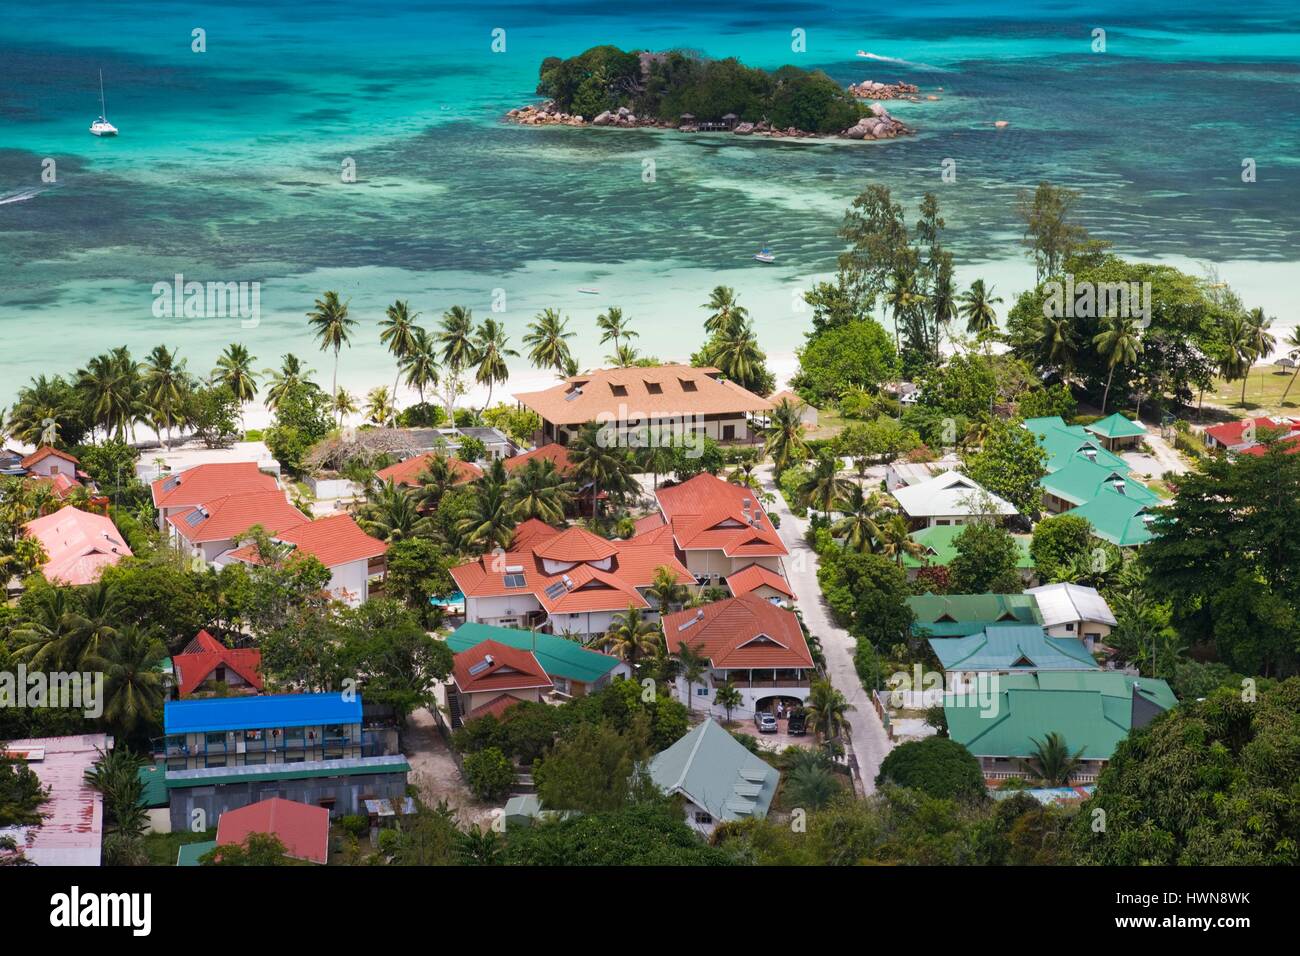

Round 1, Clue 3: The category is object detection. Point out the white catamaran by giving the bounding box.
[90,70,118,136]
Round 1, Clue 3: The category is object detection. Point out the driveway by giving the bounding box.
[403,706,498,829]
[761,464,893,795]
[1122,429,1191,479]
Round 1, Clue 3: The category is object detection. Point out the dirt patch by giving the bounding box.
[402,707,498,828]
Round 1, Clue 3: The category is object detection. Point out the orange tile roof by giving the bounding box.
[173,630,264,697]
[449,520,692,616]
[513,364,773,426]
[503,443,573,475]
[225,514,387,568]
[23,505,132,586]
[151,462,278,509]
[663,595,813,670]
[29,473,84,499]
[725,563,795,599]
[655,473,787,557]
[452,640,553,695]
[20,446,80,469]
[375,453,482,488]
[167,492,308,544]
[464,693,528,722]
[217,798,329,864]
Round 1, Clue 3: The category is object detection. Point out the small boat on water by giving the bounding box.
[754,247,776,263]
[90,70,117,137]
[577,287,600,294]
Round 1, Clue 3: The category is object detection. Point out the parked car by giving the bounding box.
[755,711,778,734]
[787,710,807,736]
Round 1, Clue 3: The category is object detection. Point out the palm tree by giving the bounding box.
[1020,731,1086,786]
[358,479,431,542]
[764,398,810,473]
[1278,327,1300,406]
[380,300,421,397]
[832,485,894,553]
[567,422,634,518]
[5,375,77,447]
[877,513,923,566]
[12,586,84,670]
[1246,307,1277,401]
[457,479,517,552]
[885,267,921,353]
[675,641,707,710]
[306,291,356,400]
[596,306,637,356]
[1038,314,1079,380]
[636,444,676,490]
[703,286,748,336]
[804,679,853,743]
[796,453,854,519]
[958,279,1002,341]
[437,306,478,422]
[523,308,575,376]
[702,319,765,390]
[472,317,517,412]
[212,343,259,429]
[401,326,440,407]
[76,349,142,442]
[594,605,659,669]
[714,681,743,723]
[414,455,458,512]
[505,458,571,524]
[646,565,688,615]
[141,345,193,446]
[785,762,839,810]
[607,343,640,367]
[1092,314,1143,414]
[91,625,167,740]
[332,387,358,426]
[364,386,396,427]
[1219,311,1256,409]
[262,353,317,412]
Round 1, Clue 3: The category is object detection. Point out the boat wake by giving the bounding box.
[0,187,46,206]
[855,50,950,72]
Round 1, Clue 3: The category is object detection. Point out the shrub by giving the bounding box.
[875,736,985,800]
[339,814,370,839]
[463,747,515,801]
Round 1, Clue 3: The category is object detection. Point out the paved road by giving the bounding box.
[761,465,893,795]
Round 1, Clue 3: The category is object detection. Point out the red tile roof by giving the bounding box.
[656,473,787,558]
[1204,416,1299,448]
[23,505,132,586]
[173,630,264,697]
[663,595,813,670]
[20,446,80,469]
[464,693,528,722]
[167,491,308,544]
[502,443,574,475]
[216,798,330,864]
[29,473,84,499]
[452,640,553,695]
[225,514,387,569]
[514,364,773,426]
[151,462,278,509]
[375,453,482,488]
[1238,433,1300,457]
[449,519,692,616]
[725,563,795,599]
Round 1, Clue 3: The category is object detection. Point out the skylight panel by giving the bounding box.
[544,580,568,600]
[503,573,527,588]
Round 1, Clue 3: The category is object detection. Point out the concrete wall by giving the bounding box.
[328,559,369,606]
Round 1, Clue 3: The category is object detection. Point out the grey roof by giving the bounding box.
[456,426,510,444]
[1025,583,1118,628]
[647,719,778,822]
[892,470,1017,518]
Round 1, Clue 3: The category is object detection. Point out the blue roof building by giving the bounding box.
[164,691,362,735]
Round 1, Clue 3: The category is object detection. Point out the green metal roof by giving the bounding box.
[1039,457,1160,508]
[1085,413,1147,440]
[902,524,1034,570]
[647,719,778,822]
[945,672,1175,760]
[1024,417,1129,474]
[929,625,1100,672]
[176,840,217,866]
[138,760,169,808]
[1068,489,1159,547]
[445,622,622,685]
[908,593,1041,628]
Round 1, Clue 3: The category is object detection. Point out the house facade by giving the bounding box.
[445,622,630,699]
[1024,583,1118,649]
[662,595,814,719]
[653,472,789,586]
[446,639,553,727]
[221,513,388,606]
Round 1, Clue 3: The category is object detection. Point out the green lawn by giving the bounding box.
[1206,365,1300,416]
[142,828,216,866]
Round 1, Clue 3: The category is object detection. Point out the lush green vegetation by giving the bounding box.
[536,46,867,134]
[876,737,986,800]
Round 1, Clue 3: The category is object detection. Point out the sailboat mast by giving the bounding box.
[99,69,107,119]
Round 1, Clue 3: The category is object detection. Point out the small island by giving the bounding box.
[506,45,915,141]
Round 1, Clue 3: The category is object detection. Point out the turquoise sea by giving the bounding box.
[2,1,1298,415]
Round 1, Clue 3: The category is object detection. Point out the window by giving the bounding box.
[205,732,226,747]
[646,381,663,394]
[722,424,735,440]
[696,686,709,696]
[204,756,226,769]
[1066,622,1076,632]
[679,379,698,392]
[243,752,267,765]
[611,384,628,396]
[694,811,713,824]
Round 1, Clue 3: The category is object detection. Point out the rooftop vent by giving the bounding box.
[677,609,705,631]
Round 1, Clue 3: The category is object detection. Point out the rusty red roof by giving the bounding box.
[216,798,330,864]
